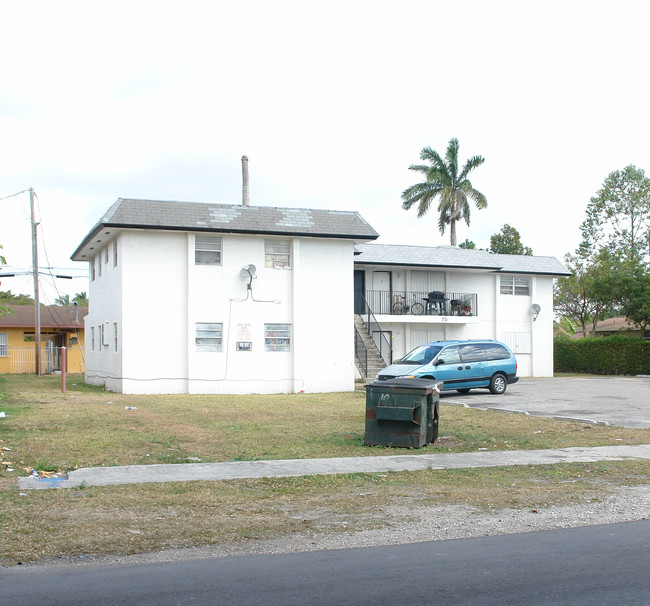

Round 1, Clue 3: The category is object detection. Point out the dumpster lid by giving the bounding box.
[367,378,443,391]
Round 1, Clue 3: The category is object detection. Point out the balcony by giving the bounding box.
[364,290,478,322]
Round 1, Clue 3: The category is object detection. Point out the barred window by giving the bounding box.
[196,322,223,352]
[0,333,8,356]
[500,276,530,296]
[265,324,291,352]
[195,236,222,266]
[265,239,291,269]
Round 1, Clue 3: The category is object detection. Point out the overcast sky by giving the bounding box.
[1,1,649,302]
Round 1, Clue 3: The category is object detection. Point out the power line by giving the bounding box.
[0,189,30,202]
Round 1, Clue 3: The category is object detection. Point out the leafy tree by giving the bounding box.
[458,239,476,249]
[55,292,89,307]
[401,138,487,246]
[554,252,618,336]
[0,290,34,305]
[488,224,532,255]
[575,165,650,330]
[72,292,89,306]
[579,165,650,264]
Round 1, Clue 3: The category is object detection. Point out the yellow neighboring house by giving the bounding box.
[0,305,88,374]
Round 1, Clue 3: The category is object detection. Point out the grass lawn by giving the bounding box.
[1,374,649,565]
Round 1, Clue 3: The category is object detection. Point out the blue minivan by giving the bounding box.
[376,339,518,395]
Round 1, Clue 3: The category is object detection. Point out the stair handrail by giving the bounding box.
[354,326,368,379]
[359,293,392,366]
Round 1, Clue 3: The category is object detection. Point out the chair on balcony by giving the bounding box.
[424,291,448,315]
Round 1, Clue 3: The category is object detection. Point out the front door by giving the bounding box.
[354,270,366,314]
[430,345,469,388]
[372,271,392,314]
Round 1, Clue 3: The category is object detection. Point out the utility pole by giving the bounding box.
[30,188,41,375]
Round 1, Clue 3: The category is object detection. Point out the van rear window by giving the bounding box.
[486,344,510,360]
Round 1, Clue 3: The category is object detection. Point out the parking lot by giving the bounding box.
[441,376,650,429]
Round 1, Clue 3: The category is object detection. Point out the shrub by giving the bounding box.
[554,335,650,375]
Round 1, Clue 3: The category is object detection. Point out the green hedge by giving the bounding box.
[554,335,650,375]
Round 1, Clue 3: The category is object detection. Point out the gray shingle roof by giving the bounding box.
[72,199,378,260]
[354,243,571,276]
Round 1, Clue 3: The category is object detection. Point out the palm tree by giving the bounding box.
[401,138,487,246]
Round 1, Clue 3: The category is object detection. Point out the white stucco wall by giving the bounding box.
[83,236,123,392]
[86,230,356,394]
[354,265,557,378]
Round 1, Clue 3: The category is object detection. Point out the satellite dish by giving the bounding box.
[240,264,257,279]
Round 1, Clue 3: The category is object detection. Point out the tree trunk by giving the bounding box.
[450,220,457,246]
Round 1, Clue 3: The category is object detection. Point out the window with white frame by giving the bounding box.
[195,235,222,265]
[113,323,118,352]
[90,258,96,281]
[104,247,109,265]
[265,239,291,269]
[90,327,95,351]
[195,322,222,352]
[113,241,118,267]
[97,255,102,277]
[500,276,530,296]
[264,324,291,352]
[0,333,8,356]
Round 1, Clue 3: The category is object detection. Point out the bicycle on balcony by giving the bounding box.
[392,294,424,315]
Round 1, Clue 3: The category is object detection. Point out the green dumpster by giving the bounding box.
[364,378,442,448]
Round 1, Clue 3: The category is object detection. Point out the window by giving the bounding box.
[97,255,102,278]
[113,241,118,267]
[265,324,291,352]
[485,344,511,360]
[90,258,96,281]
[459,343,487,363]
[265,239,291,269]
[104,247,109,264]
[90,327,95,351]
[195,235,222,265]
[500,276,530,296]
[113,323,118,352]
[196,322,222,352]
[438,346,461,365]
[0,333,7,356]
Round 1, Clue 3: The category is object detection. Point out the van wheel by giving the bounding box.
[489,373,507,395]
[456,388,470,394]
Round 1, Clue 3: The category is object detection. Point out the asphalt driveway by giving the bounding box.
[441,376,650,428]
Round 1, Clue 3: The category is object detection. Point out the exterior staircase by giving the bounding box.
[354,315,387,381]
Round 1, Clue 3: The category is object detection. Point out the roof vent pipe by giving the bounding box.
[241,155,250,206]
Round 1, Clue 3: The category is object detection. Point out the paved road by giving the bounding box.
[2,521,648,605]
[442,376,650,428]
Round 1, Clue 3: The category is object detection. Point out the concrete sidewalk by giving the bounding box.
[19,444,650,490]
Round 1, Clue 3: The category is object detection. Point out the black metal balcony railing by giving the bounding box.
[365,290,478,317]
